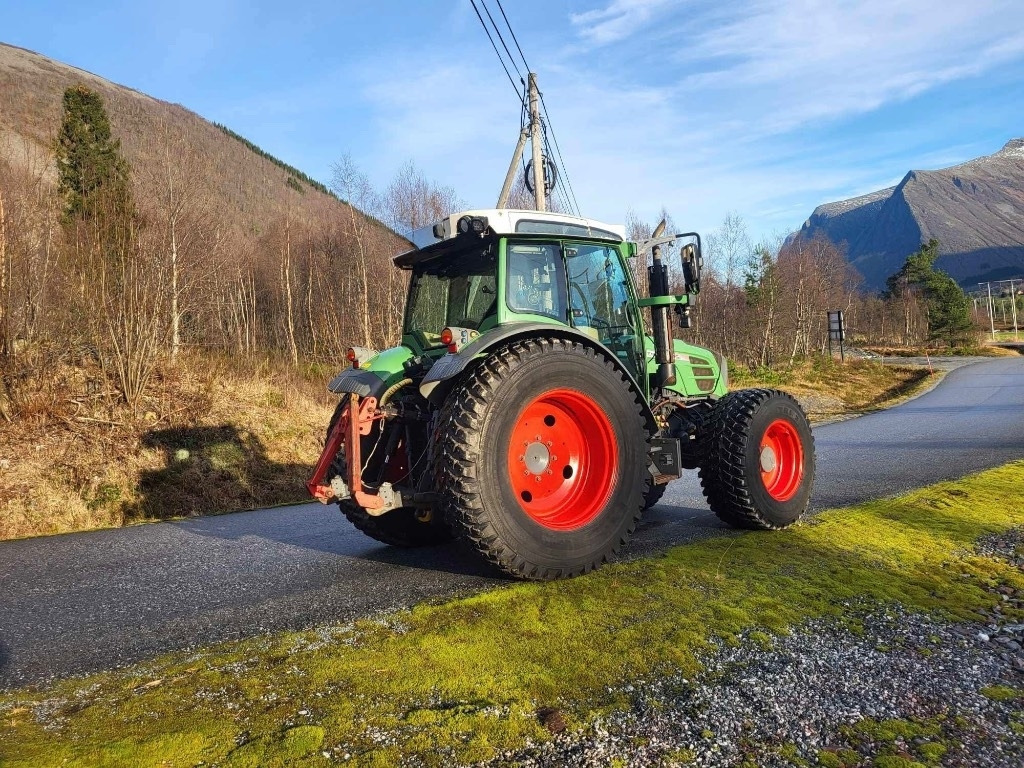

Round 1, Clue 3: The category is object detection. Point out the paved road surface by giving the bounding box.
[1,358,1022,689]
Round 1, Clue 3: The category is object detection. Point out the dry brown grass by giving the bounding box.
[0,351,334,540]
[0,354,936,542]
[731,356,933,422]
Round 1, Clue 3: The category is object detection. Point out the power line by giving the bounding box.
[540,95,581,216]
[470,0,581,215]
[469,0,525,107]
[495,0,531,73]
[479,0,525,85]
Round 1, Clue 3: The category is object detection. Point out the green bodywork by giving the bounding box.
[344,234,726,402]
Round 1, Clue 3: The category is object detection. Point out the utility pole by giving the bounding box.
[528,73,546,212]
[1010,279,1019,341]
[496,73,547,211]
[496,126,529,208]
[983,282,996,341]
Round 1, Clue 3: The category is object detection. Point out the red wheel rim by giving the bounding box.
[759,418,804,502]
[507,388,618,530]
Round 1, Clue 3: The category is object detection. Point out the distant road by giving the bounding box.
[1,358,1022,689]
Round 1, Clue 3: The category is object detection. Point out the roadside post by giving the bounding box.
[827,310,846,362]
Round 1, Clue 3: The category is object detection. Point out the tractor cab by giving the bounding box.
[399,209,652,387]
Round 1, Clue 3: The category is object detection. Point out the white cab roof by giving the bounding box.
[409,209,626,250]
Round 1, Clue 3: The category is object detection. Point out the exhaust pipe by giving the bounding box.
[647,220,676,388]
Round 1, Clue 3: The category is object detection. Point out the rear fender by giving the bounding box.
[327,345,416,399]
[420,323,657,433]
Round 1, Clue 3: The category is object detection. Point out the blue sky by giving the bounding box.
[3,0,1024,242]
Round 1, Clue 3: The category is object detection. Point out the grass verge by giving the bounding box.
[2,462,1023,767]
[730,356,934,422]
[0,352,334,541]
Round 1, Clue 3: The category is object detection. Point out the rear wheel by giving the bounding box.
[327,402,451,548]
[643,482,667,510]
[437,338,650,579]
[698,388,814,529]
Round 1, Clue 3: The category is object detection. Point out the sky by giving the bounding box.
[3,0,1024,243]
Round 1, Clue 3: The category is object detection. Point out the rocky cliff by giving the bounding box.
[793,139,1024,290]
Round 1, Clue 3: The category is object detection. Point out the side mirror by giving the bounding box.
[681,242,702,294]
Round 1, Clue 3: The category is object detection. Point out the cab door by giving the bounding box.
[564,243,645,383]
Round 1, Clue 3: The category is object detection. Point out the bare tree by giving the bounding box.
[331,155,384,349]
[384,160,464,236]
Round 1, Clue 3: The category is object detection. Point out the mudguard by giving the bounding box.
[419,322,658,432]
[327,368,389,399]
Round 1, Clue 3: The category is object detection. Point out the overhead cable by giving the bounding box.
[469,0,525,107]
[495,0,531,73]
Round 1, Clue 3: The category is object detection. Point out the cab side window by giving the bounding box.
[565,244,634,342]
[506,243,566,321]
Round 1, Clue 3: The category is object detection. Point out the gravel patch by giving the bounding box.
[481,532,1024,768]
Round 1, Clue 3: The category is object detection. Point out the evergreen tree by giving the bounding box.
[884,239,973,347]
[55,85,132,220]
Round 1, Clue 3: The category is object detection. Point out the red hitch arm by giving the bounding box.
[307,393,385,509]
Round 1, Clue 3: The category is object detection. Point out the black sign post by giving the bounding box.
[827,310,846,362]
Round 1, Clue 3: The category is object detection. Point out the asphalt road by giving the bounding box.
[1,357,1023,690]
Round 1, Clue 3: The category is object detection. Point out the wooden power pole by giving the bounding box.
[528,73,546,212]
[495,73,548,211]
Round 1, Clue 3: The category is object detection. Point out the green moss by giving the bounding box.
[661,746,696,764]
[917,741,947,764]
[980,685,1021,701]
[815,750,844,768]
[282,726,324,758]
[747,630,774,649]
[2,462,1023,767]
[874,757,925,768]
[778,742,809,765]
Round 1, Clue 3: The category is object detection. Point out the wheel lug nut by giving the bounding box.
[534,476,541,482]
[518,455,525,462]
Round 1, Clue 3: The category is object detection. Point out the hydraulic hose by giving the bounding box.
[379,378,414,409]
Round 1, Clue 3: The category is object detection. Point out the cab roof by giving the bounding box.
[396,209,626,268]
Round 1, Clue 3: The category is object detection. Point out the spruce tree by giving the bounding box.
[55,85,131,220]
[885,239,973,347]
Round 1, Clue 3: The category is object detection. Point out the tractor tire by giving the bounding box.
[643,482,668,510]
[698,388,814,530]
[326,402,452,548]
[437,338,650,580]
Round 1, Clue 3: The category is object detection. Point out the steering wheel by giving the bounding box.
[570,282,612,329]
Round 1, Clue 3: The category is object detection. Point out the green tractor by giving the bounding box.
[308,209,814,579]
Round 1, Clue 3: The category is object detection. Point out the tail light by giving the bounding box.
[346,346,377,369]
[440,328,458,354]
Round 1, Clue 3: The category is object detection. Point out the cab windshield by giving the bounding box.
[404,247,497,346]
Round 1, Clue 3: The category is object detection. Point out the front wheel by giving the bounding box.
[699,388,814,529]
[437,338,650,580]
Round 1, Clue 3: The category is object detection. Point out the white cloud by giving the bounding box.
[350,0,1024,241]
[674,0,1024,130]
[569,0,678,44]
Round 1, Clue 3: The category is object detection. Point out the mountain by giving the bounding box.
[792,139,1024,291]
[0,42,383,237]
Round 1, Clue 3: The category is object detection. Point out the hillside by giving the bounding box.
[792,139,1024,290]
[0,42,384,235]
